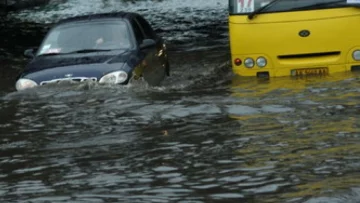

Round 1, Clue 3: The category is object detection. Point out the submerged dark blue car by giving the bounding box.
[16,11,170,91]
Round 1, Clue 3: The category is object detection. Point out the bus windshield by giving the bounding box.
[229,0,272,14]
[229,0,355,15]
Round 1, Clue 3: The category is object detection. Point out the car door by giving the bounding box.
[134,15,166,85]
[136,15,167,65]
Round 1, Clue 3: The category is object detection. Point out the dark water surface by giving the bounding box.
[1,0,360,202]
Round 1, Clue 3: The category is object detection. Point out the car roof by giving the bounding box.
[56,11,139,25]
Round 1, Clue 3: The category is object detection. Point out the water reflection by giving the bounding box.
[0,67,358,202]
[0,0,359,201]
[229,71,360,202]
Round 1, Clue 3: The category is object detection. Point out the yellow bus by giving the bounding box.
[228,0,360,78]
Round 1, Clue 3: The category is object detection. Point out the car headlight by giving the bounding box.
[244,58,254,68]
[256,57,267,68]
[99,71,128,84]
[15,78,38,91]
[352,50,360,61]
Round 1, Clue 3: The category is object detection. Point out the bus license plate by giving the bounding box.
[291,67,328,76]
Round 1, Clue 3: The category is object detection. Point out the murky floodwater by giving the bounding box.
[1,0,360,202]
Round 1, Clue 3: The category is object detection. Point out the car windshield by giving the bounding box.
[229,0,353,15]
[37,21,133,55]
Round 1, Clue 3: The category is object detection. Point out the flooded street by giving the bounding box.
[1,0,360,202]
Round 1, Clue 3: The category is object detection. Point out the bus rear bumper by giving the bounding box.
[232,64,360,78]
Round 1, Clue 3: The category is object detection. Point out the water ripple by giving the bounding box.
[0,3,360,202]
[7,0,228,51]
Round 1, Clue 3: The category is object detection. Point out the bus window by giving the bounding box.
[229,0,272,15]
[260,0,350,13]
[230,0,353,15]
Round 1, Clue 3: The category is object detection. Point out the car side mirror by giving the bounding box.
[139,39,156,50]
[24,48,37,58]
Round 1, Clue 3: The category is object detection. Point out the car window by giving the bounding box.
[37,21,133,55]
[135,16,156,39]
[131,18,145,44]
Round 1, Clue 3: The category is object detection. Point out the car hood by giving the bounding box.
[24,63,131,84]
[25,49,134,72]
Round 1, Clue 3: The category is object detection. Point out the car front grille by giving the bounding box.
[40,77,98,86]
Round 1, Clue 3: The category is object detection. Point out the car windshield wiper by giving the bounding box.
[37,52,66,56]
[68,49,112,54]
[248,0,282,20]
[37,49,114,56]
[288,0,348,11]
